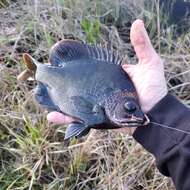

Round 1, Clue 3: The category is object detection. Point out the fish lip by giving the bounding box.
[114,119,143,127]
[114,114,150,127]
[143,114,150,126]
[120,118,144,125]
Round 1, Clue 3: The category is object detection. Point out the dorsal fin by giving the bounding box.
[49,40,122,66]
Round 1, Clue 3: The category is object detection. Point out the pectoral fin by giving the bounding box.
[70,96,94,114]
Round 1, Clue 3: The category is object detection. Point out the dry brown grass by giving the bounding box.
[0,0,189,189]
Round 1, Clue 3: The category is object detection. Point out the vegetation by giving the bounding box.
[0,0,189,189]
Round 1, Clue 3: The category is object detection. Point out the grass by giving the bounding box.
[0,0,190,189]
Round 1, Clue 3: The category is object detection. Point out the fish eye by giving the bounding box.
[124,101,137,113]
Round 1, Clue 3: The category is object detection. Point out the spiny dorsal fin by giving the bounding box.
[49,40,122,66]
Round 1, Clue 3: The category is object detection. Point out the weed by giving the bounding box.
[81,18,100,43]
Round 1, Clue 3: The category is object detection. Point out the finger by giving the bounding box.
[122,64,136,78]
[130,19,158,63]
[47,111,75,124]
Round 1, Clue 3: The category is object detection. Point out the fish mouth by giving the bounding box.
[115,114,150,127]
[143,115,150,125]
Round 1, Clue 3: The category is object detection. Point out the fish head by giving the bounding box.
[105,91,149,127]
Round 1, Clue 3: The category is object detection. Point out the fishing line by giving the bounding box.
[150,121,190,135]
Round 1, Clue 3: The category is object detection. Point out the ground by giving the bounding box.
[0,0,190,189]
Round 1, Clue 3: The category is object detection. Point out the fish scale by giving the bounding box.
[17,39,149,140]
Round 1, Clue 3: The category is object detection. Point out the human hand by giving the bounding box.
[117,19,168,135]
[47,19,168,135]
[123,19,167,113]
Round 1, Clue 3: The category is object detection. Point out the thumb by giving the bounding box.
[122,64,136,78]
[130,19,158,64]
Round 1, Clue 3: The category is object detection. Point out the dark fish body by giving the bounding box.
[19,40,148,139]
[42,59,135,105]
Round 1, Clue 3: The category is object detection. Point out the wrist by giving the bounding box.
[133,93,189,160]
[142,87,168,113]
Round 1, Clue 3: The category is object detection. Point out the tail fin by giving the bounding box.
[23,53,39,72]
[17,54,42,82]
